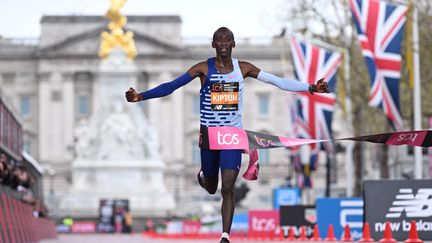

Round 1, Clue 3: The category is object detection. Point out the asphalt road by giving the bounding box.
[39,234,432,243]
[39,234,285,243]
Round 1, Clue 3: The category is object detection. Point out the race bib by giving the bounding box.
[210,82,239,111]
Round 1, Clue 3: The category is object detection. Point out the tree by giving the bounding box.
[277,0,432,196]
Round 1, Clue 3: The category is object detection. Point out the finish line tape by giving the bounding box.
[199,126,432,150]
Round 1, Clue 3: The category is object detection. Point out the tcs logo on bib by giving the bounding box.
[217,132,240,145]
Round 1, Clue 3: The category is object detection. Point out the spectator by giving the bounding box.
[0,153,13,186]
[0,152,6,164]
[122,211,133,233]
[0,153,7,184]
[63,216,74,228]
[22,192,36,204]
[10,165,31,190]
[32,199,48,218]
[0,152,48,218]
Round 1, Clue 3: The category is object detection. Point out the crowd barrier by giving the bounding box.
[0,190,57,243]
[143,221,425,243]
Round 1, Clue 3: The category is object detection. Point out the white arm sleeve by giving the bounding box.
[257,71,310,92]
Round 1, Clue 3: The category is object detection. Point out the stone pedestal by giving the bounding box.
[60,48,175,217]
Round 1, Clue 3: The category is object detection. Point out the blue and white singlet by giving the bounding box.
[200,57,244,128]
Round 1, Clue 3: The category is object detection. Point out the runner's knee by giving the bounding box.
[207,187,217,195]
[205,177,218,194]
[221,184,234,197]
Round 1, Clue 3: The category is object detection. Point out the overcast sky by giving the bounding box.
[0,0,285,39]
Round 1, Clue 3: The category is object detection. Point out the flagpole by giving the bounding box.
[412,2,422,179]
[278,33,299,187]
[343,49,354,196]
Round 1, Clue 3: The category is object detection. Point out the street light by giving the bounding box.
[44,165,56,205]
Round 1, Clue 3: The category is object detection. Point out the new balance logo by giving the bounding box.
[385,188,432,218]
[214,105,223,110]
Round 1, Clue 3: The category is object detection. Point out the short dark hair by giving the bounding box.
[213,27,234,41]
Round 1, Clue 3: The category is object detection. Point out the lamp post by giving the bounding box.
[44,165,56,206]
[172,163,182,205]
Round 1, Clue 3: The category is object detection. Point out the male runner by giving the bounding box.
[125,27,329,243]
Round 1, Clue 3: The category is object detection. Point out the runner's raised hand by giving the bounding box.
[125,87,142,102]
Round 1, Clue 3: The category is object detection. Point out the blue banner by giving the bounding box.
[316,198,363,240]
[273,187,301,209]
[231,213,248,232]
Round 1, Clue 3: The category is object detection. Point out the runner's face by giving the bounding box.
[213,31,235,58]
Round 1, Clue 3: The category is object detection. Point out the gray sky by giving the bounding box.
[0,0,285,39]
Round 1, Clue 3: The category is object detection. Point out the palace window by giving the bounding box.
[20,96,31,116]
[258,95,269,115]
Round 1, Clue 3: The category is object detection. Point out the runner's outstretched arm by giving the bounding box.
[125,62,206,102]
[124,73,194,102]
[240,61,329,94]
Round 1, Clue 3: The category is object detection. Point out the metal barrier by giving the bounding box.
[0,188,57,243]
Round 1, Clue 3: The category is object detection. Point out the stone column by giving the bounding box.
[62,72,75,162]
[37,72,52,163]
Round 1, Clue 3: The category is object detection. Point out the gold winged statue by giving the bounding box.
[99,0,137,60]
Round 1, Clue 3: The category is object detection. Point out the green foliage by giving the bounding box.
[401,2,432,128]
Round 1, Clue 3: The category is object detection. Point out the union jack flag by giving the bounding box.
[290,38,341,152]
[349,0,408,130]
[289,38,342,187]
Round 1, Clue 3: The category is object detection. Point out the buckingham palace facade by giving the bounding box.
[0,15,370,218]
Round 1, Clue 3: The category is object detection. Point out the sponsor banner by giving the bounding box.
[231,213,248,233]
[71,221,97,233]
[200,214,222,234]
[56,224,71,233]
[248,131,283,149]
[273,187,301,209]
[316,198,363,240]
[364,180,432,240]
[280,205,316,237]
[98,199,115,233]
[97,199,129,233]
[182,220,201,234]
[113,199,129,233]
[166,221,183,234]
[248,210,279,236]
